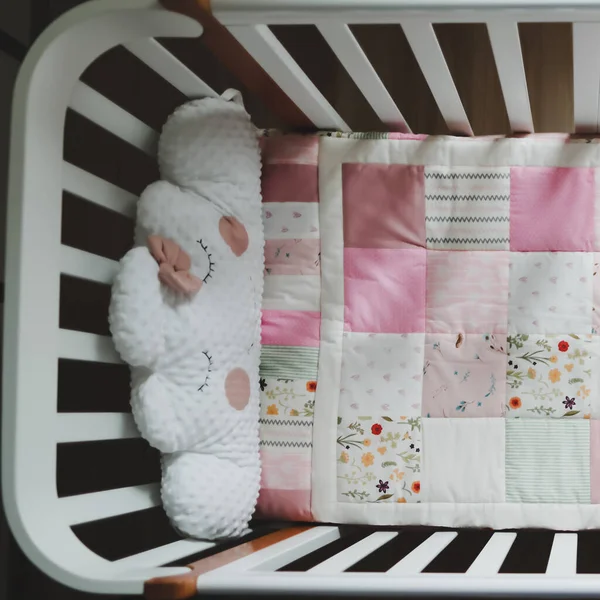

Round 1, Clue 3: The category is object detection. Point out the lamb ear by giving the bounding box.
[173,246,191,272]
[221,88,244,107]
[158,263,203,295]
[219,216,249,257]
[148,235,167,263]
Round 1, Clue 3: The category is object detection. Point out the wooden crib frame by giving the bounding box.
[5,0,600,597]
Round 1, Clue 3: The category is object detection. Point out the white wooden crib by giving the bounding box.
[6,0,600,597]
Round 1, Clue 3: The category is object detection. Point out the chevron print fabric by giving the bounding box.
[425,167,510,249]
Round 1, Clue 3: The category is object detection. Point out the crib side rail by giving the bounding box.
[203,0,600,134]
[143,526,600,600]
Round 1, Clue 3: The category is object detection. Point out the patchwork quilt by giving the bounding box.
[258,132,600,529]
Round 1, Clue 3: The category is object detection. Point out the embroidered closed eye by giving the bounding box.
[198,350,213,392]
[196,239,216,283]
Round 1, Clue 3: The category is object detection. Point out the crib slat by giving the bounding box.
[401,21,473,136]
[387,532,458,575]
[487,21,534,133]
[316,22,409,132]
[55,413,139,442]
[69,81,159,154]
[309,532,398,574]
[62,162,137,218]
[125,38,218,99]
[60,483,159,525]
[209,526,341,573]
[60,245,119,285]
[573,23,600,133]
[546,533,577,576]
[59,329,122,364]
[466,532,517,576]
[116,539,215,569]
[227,24,349,131]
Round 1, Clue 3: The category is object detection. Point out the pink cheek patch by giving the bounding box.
[219,216,249,257]
[225,368,251,411]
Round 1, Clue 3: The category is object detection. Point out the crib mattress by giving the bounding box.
[258,132,600,529]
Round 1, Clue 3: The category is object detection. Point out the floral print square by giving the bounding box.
[337,416,422,503]
[505,334,597,419]
[508,252,593,334]
[259,377,317,419]
[422,333,506,418]
[340,332,424,418]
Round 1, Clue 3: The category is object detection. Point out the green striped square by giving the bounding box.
[260,345,319,380]
[506,419,590,503]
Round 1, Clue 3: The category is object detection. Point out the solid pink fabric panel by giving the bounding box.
[262,164,318,204]
[261,135,319,204]
[261,310,321,347]
[261,134,319,166]
[426,250,510,334]
[510,167,595,252]
[255,488,312,521]
[344,248,426,333]
[259,450,312,490]
[342,163,425,249]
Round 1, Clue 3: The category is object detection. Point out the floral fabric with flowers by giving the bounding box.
[505,334,598,418]
[337,415,421,503]
[260,377,317,419]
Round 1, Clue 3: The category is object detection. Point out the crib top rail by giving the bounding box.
[185,0,600,135]
[210,0,600,24]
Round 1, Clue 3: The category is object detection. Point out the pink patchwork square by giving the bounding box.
[342,163,425,249]
[510,167,595,251]
[344,248,426,333]
[594,253,600,334]
[261,310,320,347]
[262,164,318,204]
[591,420,600,503]
[261,135,318,166]
[422,333,506,417]
[426,251,509,333]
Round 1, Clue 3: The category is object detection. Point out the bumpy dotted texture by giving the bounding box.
[109,93,263,540]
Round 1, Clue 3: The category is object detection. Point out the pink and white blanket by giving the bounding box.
[258,132,600,529]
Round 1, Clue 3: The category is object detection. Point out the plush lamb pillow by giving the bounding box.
[109,91,263,540]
